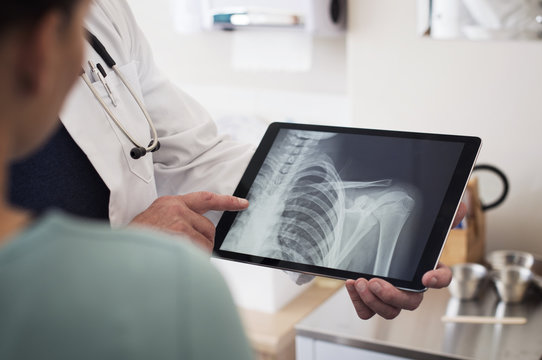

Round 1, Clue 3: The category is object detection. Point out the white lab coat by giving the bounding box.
[60,0,253,227]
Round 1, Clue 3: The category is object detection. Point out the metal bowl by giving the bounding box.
[490,266,533,303]
[449,263,488,300]
[486,250,535,270]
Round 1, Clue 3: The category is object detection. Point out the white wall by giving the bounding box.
[347,0,542,255]
[127,0,346,94]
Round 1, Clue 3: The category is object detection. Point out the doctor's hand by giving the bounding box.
[129,192,249,252]
[345,202,467,320]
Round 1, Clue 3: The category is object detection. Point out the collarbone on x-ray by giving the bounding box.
[221,130,417,280]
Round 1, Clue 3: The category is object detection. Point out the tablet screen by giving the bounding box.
[214,123,481,291]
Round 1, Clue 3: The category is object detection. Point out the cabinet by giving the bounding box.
[296,287,542,360]
[296,337,412,360]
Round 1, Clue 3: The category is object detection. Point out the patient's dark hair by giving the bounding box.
[0,0,81,35]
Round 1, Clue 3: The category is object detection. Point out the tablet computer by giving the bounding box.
[214,122,481,291]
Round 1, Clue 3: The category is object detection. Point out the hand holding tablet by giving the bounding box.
[214,123,481,293]
[346,203,466,320]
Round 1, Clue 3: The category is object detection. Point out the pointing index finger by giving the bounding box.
[181,192,249,214]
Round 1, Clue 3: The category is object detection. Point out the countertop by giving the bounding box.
[295,284,542,360]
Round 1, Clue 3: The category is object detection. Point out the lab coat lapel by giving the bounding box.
[60,76,157,227]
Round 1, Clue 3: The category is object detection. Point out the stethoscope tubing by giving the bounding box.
[82,30,159,158]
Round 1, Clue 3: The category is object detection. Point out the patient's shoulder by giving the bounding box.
[5,210,210,276]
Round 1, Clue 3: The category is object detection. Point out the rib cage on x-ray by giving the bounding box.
[221,130,416,278]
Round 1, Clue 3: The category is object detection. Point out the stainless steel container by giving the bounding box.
[490,265,533,303]
[449,263,488,300]
[486,250,535,270]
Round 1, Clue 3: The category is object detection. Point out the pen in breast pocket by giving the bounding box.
[88,60,117,107]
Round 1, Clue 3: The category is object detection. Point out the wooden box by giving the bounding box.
[440,177,486,266]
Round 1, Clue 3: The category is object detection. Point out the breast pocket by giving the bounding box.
[90,61,154,183]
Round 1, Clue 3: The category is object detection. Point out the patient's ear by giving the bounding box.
[15,11,63,97]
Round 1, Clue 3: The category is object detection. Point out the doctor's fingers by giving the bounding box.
[358,278,423,319]
[180,192,249,214]
[162,215,214,253]
[179,226,214,253]
[167,211,216,251]
[452,202,467,228]
[346,279,375,320]
[355,278,423,319]
[422,262,452,289]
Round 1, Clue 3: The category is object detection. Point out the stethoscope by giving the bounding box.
[81,30,160,159]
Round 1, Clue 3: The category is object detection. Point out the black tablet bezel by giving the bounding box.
[213,122,481,291]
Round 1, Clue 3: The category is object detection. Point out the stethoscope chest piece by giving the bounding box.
[130,140,161,159]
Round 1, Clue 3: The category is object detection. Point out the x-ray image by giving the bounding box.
[220,129,464,281]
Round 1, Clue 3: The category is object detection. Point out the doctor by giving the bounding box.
[10,0,252,252]
[9,0,464,320]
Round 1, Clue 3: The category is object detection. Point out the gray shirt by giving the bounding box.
[0,211,253,360]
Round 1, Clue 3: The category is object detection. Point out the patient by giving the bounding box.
[0,1,252,359]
